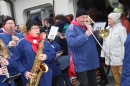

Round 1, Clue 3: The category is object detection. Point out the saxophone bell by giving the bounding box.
[40,63,48,73]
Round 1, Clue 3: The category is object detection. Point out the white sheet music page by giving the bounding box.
[48,26,59,40]
[93,22,106,31]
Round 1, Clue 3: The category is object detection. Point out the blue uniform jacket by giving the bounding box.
[121,33,130,86]
[49,40,61,76]
[66,24,99,72]
[11,38,56,86]
[0,33,24,54]
[0,33,23,74]
[0,64,15,86]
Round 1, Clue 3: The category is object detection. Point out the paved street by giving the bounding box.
[72,75,115,86]
[98,76,115,86]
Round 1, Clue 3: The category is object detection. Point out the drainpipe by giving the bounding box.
[3,0,15,20]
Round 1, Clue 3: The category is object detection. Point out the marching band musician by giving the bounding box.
[0,39,15,86]
[10,18,56,86]
[0,16,24,86]
[66,6,99,86]
[0,16,24,51]
[40,27,62,86]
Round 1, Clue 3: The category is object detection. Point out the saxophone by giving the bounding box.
[26,35,48,86]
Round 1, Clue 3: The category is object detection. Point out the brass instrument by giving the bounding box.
[87,16,95,24]
[87,15,110,40]
[84,16,110,62]
[26,35,48,86]
[97,28,109,40]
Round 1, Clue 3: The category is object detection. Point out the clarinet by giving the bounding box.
[10,28,14,38]
[0,54,12,86]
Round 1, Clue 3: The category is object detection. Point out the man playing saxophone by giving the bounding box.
[10,18,56,86]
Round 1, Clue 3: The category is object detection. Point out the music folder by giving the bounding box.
[2,73,21,83]
[93,22,106,31]
[48,26,59,40]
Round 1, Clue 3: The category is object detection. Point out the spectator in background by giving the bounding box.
[15,25,20,33]
[49,13,54,18]
[32,15,42,26]
[41,19,47,29]
[61,14,74,34]
[66,14,74,24]
[114,7,130,34]
[54,14,72,86]
[19,24,27,36]
[101,13,127,86]
[54,14,68,36]
[44,17,54,34]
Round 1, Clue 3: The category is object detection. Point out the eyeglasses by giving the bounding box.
[31,28,40,30]
[5,22,15,24]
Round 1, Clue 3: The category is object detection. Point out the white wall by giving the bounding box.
[13,0,52,25]
[13,0,75,25]
[0,1,11,16]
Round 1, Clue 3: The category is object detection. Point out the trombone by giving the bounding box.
[84,16,111,64]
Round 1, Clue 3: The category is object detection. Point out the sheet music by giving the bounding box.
[48,26,59,40]
[93,22,106,31]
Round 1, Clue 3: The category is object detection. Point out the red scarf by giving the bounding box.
[71,19,87,31]
[24,33,42,53]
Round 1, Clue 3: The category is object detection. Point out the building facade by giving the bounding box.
[0,0,118,25]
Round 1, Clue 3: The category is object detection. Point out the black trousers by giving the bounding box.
[52,75,59,86]
[98,57,107,80]
[14,75,24,86]
[76,69,97,86]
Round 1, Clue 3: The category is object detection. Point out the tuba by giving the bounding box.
[26,35,48,86]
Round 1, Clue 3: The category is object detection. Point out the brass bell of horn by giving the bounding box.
[97,28,110,39]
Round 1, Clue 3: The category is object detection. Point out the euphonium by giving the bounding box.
[26,35,48,86]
